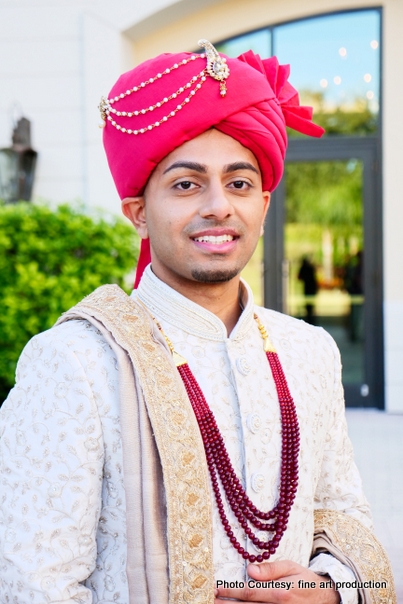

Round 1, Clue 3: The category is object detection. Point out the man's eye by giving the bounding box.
[177,181,193,190]
[232,180,247,189]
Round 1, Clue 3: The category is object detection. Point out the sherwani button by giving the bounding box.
[236,356,251,375]
[251,472,265,492]
[246,413,261,434]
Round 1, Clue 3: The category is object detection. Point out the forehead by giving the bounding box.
[156,128,260,174]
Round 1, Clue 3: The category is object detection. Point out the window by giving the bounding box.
[215,9,381,136]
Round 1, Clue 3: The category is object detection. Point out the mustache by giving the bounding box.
[183,220,246,237]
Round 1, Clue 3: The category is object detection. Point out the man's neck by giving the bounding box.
[150,268,243,336]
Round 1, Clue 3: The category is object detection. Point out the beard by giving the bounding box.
[191,267,241,283]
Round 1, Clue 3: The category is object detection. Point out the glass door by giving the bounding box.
[264,137,383,408]
[284,159,365,388]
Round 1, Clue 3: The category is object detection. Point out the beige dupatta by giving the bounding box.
[57,284,396,604]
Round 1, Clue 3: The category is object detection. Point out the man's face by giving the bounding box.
[123,128,270,289]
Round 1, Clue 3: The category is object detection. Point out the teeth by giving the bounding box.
[193,234,234,244]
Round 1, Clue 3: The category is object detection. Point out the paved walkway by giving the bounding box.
[346,409,403,601]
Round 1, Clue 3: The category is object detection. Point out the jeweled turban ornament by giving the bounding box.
[99,40,230,134]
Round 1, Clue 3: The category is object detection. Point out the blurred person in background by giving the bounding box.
[344,250,364,342]
[298,255,319,324]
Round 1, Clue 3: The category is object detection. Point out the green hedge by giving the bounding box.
[0,202,139,403]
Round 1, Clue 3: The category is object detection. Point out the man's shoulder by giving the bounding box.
[29,317,103,350]
[254,305,318,333]
[27,283,134,358]
[254,305,338,359]
[15,319,111,380]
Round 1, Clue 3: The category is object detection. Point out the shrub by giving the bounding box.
[0,202,139,403]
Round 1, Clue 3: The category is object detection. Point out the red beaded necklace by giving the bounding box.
[156,313,300,563]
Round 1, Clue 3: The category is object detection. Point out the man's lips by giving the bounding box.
[190,229,240,252]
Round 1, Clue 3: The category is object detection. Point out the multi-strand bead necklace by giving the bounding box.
[156,313,300,563]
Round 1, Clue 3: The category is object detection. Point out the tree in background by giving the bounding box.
[285,159,363,272]
[0,202,139,403]
[295,90,378,137]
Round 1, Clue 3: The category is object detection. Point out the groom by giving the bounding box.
[0,40,395,604]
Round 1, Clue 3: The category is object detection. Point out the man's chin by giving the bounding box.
[191,268,240,284]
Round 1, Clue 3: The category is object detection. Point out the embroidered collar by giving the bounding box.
[131,265,255,342]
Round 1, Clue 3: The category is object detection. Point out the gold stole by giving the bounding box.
[313,510,396,604]
[58,284,396,604]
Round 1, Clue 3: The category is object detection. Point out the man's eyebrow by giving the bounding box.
[223,162,259,175]
[163,161,207,175]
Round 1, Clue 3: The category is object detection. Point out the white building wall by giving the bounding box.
[0,0,176,211]
[382,0,403,413]
[1,0,402,412]
[0,4,84,203]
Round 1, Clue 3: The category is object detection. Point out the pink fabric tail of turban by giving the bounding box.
[101,46,324,287]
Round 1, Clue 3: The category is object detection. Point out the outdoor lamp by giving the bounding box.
[0,117,37,203]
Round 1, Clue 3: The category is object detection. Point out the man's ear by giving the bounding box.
[121,197,148,239]
[260,191,271,235]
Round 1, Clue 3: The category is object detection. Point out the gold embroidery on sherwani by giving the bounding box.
[313,510,396,604]
[58,284,214,604]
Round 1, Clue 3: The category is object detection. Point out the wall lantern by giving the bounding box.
[0,117,37,203]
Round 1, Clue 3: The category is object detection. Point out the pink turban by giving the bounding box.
[101,43,324,286]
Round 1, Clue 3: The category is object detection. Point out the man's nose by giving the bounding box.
[199,183,235,220]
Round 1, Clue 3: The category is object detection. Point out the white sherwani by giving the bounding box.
[0,266,372,603]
